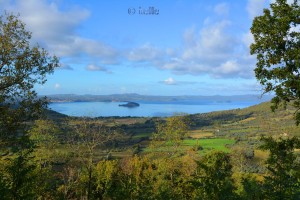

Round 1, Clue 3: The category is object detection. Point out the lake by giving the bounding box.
[48,100,264,117]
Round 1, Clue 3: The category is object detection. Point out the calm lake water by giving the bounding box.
[48,100,263,117]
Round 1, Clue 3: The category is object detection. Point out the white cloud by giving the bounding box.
[214,3,229,16]
[157,20,255,78]
[247,0,266,19]
[1,0,118,63]
[51,37,118,63]
[182,20,235,61]
[86,64,108,72]
[213,60,240,77]
[124,18,255,79]
[127,44,162,62]
[0,0,257,80]
[160,77,199,85]
[54,83,60,89]
[163,77,176,85]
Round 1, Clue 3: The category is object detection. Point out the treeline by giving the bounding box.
[0,117,300,199]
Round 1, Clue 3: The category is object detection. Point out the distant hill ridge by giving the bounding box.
[45,93,273,103]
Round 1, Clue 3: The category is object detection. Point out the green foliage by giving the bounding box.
[29,119,61,165]
[29,120,60,147]
[114,155,155,199]
[260,136,300,199]
[0,12,59,199]
[94,160,118,198]
[0,12,59,147]
[66,154,197,200]
[0,149,40,199]
[250,0,300,124]
[183,138,235,153]
[193,151,236,200]
[239,174,264,200]
[151,115,190,155]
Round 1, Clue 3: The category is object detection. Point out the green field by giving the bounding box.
[143,138,235,154]
[183,138,235,152]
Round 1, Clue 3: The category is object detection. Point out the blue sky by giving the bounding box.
[0,0,274,95]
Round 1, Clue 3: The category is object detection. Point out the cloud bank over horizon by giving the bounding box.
[0,0,274,95]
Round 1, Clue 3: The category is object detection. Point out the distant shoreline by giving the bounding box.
[48,100,269,118]
[45,93,273,104]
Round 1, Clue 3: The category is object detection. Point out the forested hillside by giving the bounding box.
[2,101,300,199]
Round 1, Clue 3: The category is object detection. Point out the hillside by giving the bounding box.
[11,100,298,199]
[45,101,300,148]
[190,101,300,138]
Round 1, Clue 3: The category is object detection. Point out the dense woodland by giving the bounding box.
[1,0,300,199]
[0,102,300,199]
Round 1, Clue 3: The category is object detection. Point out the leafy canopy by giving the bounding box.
[250,0,300,124]
[0,12,59,147]
[260,137,300,199]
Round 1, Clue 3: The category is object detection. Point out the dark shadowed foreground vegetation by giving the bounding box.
[1,103,300,199]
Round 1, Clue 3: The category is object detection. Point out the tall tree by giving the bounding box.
[193,151,236,200]
[0,12,59,148]
[150,115,190,156]
[250,0,300,124]
[0,12,59,199]
[260,137,300,199]
[66,118,121,199]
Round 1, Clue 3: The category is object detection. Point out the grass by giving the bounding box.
[143,138,235,154]
[183,138,235,152]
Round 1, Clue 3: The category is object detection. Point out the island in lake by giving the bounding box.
[118,102,140,108]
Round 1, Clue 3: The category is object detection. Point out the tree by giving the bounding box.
[0,12,59,199]
[250,0,300,124]
[260,137,300,199]
[29,119,61,166]
[193,151,236,200]
[239,174,264,200]
[0,12,59,147]
[230,146,255,173]
[94,160,118,199]
[106,155,197,200]
[66,118,122,199]
[150,115,190,156]
[0,148,43,200]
